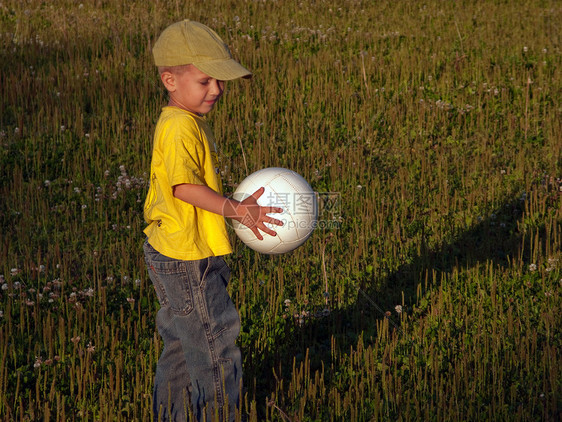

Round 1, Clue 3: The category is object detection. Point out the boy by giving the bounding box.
[143,20,283,422]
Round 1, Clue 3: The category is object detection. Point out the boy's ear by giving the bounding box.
[160,71,176,92]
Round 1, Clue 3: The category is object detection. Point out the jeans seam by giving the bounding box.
[196,257,226,415]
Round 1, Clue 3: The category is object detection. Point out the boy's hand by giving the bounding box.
[233,187,284,240]
[172,183,283,240]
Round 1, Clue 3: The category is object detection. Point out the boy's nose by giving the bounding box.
[210,79,224,96]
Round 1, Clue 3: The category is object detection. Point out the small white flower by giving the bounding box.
[529,263,537,272]
[523,46,528,53]
[395,305,403,314]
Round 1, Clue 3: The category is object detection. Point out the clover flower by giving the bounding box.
[34,356,42,368]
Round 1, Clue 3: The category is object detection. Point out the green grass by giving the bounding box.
[1,0,560,420]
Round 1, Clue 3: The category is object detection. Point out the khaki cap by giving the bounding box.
[153,20,251,80]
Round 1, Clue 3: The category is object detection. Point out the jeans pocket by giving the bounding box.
[151,260,194,315]
[204,257,240,341]
[144,244,194,316]
[215,257,231,288]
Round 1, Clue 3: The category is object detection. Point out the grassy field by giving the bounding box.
[0,0,560,420]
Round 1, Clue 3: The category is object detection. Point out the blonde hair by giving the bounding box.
[157,64,192,76]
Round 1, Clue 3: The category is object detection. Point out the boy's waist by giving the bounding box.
[144,221,232,261]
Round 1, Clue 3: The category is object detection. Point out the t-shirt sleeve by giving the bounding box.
[162,117,206,187]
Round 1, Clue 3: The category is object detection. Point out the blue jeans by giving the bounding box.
[143,241,242,422]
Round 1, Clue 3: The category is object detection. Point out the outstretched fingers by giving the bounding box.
[264,212,284,228]
[240,188,284,239]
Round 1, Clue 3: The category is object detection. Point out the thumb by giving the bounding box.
[251,186,265,200]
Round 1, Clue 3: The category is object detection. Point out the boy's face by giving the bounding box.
[162,65,225,115]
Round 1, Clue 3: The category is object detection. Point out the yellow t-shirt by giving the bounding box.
[143,106,232,260]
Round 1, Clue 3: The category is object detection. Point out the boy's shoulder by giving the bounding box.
[158,106,201,125]
[157,107,204,133]
[155,107,208,145]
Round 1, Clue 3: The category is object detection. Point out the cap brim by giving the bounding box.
[193,59,252,81]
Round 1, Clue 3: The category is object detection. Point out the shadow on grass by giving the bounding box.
[243,192,539,416]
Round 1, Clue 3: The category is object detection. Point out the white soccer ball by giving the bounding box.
[232,167,317,254]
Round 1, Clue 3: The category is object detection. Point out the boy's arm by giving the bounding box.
[173,183,283,240]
